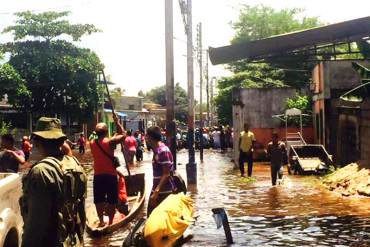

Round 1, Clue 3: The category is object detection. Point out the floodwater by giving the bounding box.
[85,149,370,247]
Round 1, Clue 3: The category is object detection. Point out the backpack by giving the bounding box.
[171,171,187,194]
[42,156,87,246]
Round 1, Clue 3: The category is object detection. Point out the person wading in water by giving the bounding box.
[267,131,287,186]
[146,126,178,216]
[90,113,126,227]
[239,123,256,177]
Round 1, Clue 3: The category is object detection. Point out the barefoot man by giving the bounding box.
[90,114,126,226]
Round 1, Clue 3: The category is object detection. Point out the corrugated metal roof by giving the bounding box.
[209,16,370,65]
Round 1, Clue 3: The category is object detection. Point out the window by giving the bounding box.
[129,104,135,110]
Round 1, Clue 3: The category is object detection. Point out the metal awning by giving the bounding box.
[209,16,370,65]
[103,109,127,117]
[340,82,370,102]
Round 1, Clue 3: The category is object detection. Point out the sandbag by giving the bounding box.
[144,193,193,247]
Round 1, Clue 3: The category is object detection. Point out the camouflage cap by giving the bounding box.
[32,117,67,140]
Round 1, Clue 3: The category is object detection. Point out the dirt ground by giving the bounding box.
[73,146,94,165]
[323,162,370,197]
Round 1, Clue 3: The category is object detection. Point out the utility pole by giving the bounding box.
[206,49,210,127]
[197,22,204,163]
[165,0,176,168]
[210,76,215,126]
[179,0,196,184]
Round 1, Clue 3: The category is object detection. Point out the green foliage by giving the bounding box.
[3,40,103,120]
[285,94,312,126]
[357,40,370,59]
[0,119,16,136]
[240,176,257,183]
[0,63,30,108]
[145,83,188,123]
[2,11,104,122]
[214,86,233,125]
[286,94,310,110]
[3,11,100,41]
[215,5,322,125]
[229,4,321,81]
[231,5,321,44]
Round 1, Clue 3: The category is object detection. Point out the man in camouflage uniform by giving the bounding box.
[20,117,87,247]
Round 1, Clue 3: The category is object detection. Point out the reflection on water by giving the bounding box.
[85,149,370,247]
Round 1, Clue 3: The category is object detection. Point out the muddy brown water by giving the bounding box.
[81,149,370,247]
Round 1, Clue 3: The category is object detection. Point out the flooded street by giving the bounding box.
[85,149,370,246]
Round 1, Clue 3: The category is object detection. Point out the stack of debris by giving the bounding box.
[323,163,370,196]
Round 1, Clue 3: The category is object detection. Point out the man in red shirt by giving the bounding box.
[90,114,126,227]
[22,136,32,161]
[78,133,86,154]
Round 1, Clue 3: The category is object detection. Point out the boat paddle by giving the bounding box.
[101,70,131,178]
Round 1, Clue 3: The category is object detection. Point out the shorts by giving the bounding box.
[93,174,118,204]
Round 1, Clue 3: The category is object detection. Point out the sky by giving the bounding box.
[1,0,370,98]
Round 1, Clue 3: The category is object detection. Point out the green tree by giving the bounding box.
[146,83,188,123]
[231,5,321,44]
[2,11,103,122]
[285,94,312,126]
[0,63,30,108]
[215,5,321,124]
[3,11,100,42]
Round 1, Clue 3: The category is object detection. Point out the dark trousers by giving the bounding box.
[239,151,253,176]
[24,151,30,161]
[271,164,283,185]
[79,145,85,154]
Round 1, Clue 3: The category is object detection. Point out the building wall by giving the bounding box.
[114,96,143,111]
[312,61,369,165]
[234,88,298,129]
[232,88,299,163]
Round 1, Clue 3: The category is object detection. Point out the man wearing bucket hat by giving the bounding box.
[20,117,87,247]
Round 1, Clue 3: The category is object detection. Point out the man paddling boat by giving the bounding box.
[90,113,126,227]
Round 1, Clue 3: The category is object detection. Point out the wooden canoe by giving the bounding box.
[86,173,146,237]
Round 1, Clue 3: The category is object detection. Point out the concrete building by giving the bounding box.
[232,88,314,162]
[114,96,143,111]
[312,61,370,166]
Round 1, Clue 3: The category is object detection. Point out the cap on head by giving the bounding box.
[32,117,67,140]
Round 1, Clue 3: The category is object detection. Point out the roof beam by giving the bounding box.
[209,16,370,65]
